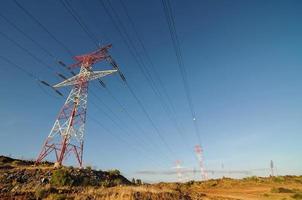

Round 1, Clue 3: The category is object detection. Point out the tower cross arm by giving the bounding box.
[53,69,117,88]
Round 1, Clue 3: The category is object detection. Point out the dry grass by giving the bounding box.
[1,156,302,200]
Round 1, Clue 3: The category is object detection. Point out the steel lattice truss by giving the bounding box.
[195,145,208,180]
[36,45,118,167]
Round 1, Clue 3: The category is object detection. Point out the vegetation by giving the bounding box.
[35,187,48,199]
[50,168,73,186]
[136,179,142,185]
[272,176,285,183]
[1,156,302,200]
[243,176,260,182]
[48,193,67,200]
[271,187,294,193]
[292,192,302,200]
[108,169,121,176]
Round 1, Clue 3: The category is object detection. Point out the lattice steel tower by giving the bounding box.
[174,160,183,182]
[195,145,208,180]
[36,45,119,167]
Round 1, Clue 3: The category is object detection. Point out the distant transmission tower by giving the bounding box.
[36,45,121,167]
[195,145,208,180]
[174,160,183,182]
[270,160,274,176]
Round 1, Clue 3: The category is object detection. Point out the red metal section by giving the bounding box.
[69,44,112,68]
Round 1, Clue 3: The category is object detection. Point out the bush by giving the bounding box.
[108,169,120,176]
[113,178,123,186]
[136,179,142,185]
[243,176,259,182]
[49,193,67,200]
[273,176,285,183]
[292,192,302,200]
[12,160,22,166]
[271,187,294,193]
[50,169,73,186]
[35,187,48,199]
[100,180,110,187]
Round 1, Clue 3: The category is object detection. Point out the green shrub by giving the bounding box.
[113,178,123,186]
[272,187,294,193]
[12,160,22,166]
[243,176,259,182]
[273,176,285,183]
[50,169,73,186]
[108,169,120,176]
[35,187,48,199]
[49,193,67,200]
[136,179,142,185]
[100,180,110,187]
[292,192,302,200]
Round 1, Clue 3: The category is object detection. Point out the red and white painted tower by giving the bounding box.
[195,145,208,180]
[36,45,117,167]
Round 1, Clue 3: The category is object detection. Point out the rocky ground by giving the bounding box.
[1,156,302,200]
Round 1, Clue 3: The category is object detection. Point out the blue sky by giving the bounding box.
[0,0,301,182]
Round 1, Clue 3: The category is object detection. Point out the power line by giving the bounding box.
[161,0,202,144]
[99,0,176,160]
[89,96,170,166]
[90,90,164,156]
[58,0,168,159]
[0,13,73,75]
[99,85,165,152]
[59,0,99,47]
[87,114,167,169]
[0,30,56,74]
[0,55,39,80]
[0,55,63,97]
[118,0,191,150]
[13,0,74,57]
[0,13,55,60]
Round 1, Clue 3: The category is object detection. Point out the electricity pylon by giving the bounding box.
[174,160,183,182]
[36,45,119,167]
[270,160,274,176]
[195,145,208,180]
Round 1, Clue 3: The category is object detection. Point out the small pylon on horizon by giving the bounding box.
[174,160,183,182]
[195,145,208,180]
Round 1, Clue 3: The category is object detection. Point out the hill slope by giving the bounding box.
[1,156,302,200]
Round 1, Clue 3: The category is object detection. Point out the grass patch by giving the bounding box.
[271,187,294,193]
[292,192,302,200]
[108,169,121,176]
[243,176,260,182]
[272,176,285,183]
[50,169,73,186]
[48,193,67,200]
[35,187,48,199]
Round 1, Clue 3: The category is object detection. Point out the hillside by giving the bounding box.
[1,156,302,200]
